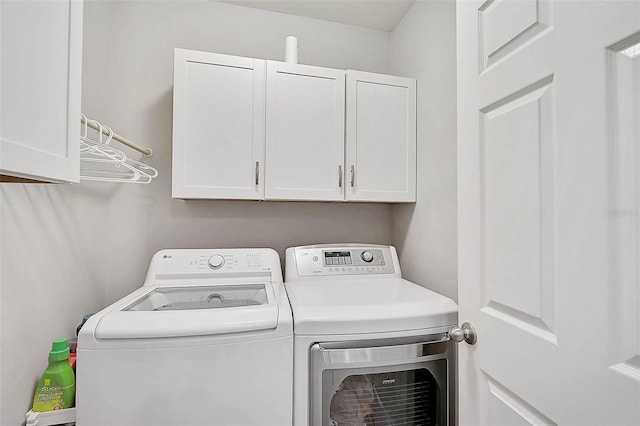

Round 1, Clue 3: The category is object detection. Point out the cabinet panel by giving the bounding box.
[172,50,265,199]
[265,62,345,201]
[0,0,83,183]
[346,71,416,202]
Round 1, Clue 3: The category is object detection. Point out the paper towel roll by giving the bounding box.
[285,36,298,64]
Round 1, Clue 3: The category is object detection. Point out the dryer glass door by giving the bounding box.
[328,367,441,425]
[310,337,454,426]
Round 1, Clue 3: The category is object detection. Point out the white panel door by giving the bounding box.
[346,71,416,202]
[265,61,345,201]
[458,0,640,424]
[172,50,265,199]
[0,0,83,183]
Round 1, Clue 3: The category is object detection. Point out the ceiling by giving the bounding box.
[220,0,416,32]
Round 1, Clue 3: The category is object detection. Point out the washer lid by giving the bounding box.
[124,284,268,311]
[285,278,458,335]
[94,282,279,339]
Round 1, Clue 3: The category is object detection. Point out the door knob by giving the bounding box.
[449,322,477,345]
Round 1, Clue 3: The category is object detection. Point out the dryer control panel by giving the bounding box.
[290,245,397,277]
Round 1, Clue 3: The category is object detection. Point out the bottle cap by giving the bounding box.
[49,339,70,361]
[77,313,94,335]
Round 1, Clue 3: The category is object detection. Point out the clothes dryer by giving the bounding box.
[285,244,458,426]
[77,248,292,426]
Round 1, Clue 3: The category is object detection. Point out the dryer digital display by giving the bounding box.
[323,251,352,265]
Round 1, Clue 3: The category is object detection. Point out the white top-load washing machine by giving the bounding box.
[285,244,458,426]
[77,248,292,426]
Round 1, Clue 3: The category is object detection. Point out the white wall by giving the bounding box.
[0,2,393,424]
[390,0,458,301]
[0,184,111,426]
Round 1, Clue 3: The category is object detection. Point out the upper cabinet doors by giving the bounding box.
[265,61,345,201]
[172,50,266,199]
[171,49,417,203]
[0,0,83,183]
[345,70,416,202]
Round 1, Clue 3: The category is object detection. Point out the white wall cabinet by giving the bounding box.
[172,49,266,199]
[0,0,83,183]
[172,50,416,203]
[265,61,345,201]
[346,70,416,202]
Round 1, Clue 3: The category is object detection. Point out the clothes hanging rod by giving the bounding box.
[81,115,153,157]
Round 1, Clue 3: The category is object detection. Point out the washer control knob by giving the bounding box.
[208,254,225,270]
[361,251,374,263]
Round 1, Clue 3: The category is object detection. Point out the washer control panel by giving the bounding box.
[294,246,395,277]
[147,248,280,279]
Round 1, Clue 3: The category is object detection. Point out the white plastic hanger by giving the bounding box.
[79,114,158,184]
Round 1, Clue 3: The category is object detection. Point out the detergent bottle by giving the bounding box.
[32,339,75,411]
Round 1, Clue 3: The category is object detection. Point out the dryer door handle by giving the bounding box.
[314,333,450,365]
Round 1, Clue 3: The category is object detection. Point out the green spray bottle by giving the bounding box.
[32,339,76,411]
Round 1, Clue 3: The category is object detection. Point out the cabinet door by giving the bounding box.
[0,0,83,183]
[345,71,416,202]
[172,50,265,199]
[265,61,345,201]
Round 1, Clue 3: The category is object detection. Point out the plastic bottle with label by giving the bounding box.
[32,339,76,411]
